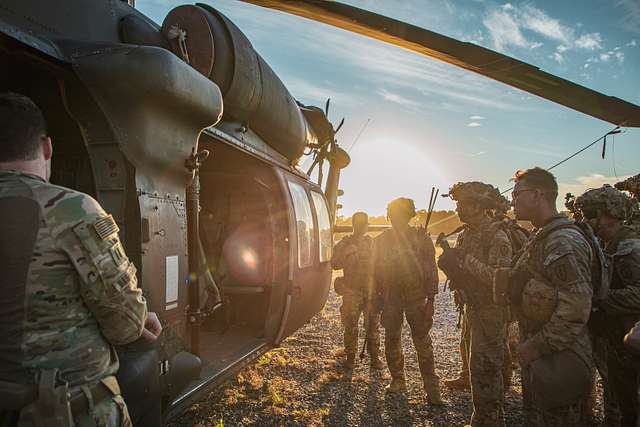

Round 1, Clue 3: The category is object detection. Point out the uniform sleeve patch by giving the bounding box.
[93,215,119,241]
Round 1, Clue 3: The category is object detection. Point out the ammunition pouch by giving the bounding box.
[12,370,72,427]
[529,349,592,410]
[0,371,118,427]
[333,276,345,296]
[493,268,510,306]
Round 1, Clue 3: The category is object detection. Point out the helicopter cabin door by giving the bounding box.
[279,173,333,338]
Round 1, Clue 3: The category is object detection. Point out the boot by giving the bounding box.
[443,374,470,391]
[424,378,444,406]
[370,355,384,370]
[385,377,406,393]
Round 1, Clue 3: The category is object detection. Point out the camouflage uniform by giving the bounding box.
[511,214,594,427]
[331,233,381,362]
[374,226,440,394]
[0,170,148,426]
[457,217,513,426]
[598,227,640,425]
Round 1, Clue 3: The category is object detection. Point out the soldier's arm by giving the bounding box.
[601,246,640,315]
[372,235,386,304]
[463,229,512,287]
[527,234,593,354]
[331,237,349,270]
[50,193,148,345]
[423,234,439,296]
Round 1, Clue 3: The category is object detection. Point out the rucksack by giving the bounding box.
[524,220,611,304]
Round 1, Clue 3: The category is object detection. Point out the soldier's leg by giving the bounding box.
[382,303,405,384]
[405,299,442,404]
[468,305,507,427]
[340,293,362,367]
[445,309,471,390]
[608,348,638,427]
[364,306,383,369]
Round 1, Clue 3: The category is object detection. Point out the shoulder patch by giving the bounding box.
[93,215,119,241]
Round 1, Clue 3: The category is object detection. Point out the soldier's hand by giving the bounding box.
[438,249,463,279]
[507,270,532,305]
[141,312,163,342]
[515,340,542,367]
[624,321,640,354]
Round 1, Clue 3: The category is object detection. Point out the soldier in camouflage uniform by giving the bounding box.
[0,93,156,426]
[373,198,443,405]
[331,212,383,372]
[576,185,640,426]
[438,182,513,426]
[615,174,640,233]
[508,167,593,426]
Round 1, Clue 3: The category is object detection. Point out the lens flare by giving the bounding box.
[241,248,258,270]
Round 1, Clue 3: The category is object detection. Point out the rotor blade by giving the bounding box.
[238,0,640,127]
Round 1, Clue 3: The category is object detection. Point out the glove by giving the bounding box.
[507,269,532,305]
[438,249,464,280]
[516,339,543,367]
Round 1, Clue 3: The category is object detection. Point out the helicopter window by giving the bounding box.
[310,191,332,263]
[287,181,315,268]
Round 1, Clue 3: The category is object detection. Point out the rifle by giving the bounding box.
[424,187,439,232]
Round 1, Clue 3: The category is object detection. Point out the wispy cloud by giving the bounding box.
[617,0,640,34]
[470,115,485,120]
[467,122,482,127]
[559,174,633,201]
[484,3,607,59]
[377,88,421,110]
[628,39,638,47]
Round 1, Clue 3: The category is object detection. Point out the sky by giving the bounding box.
[138,0,640,215]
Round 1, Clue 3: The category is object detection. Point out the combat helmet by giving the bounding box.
[447,181,501,209]
[574,184,632,221]
[387,197,416,219]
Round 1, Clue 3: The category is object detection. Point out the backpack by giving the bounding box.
[524,220,611,305]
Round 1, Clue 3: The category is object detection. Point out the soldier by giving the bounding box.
[331,211,383,372]
[373,197,443,405]
[0,93,157,426]
[437,182,512,426]
[507,167,593,426]
[615,174,640,233]
[576,185,640,426]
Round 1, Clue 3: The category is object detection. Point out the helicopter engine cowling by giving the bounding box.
[161,4,310,161]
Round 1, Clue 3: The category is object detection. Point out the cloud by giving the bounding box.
[470,115,485,120]
[599,52,611,62]
[467,122,482,127]
[575,33,603,50]
[484,3,606,56]
[558,174,633,204]
[628,39,638,47]
[377,88,421,109]
[520,5,573,44]
[614,51,625,63]
[483,9,530,51]
[617,0,640,34]
[552,52,564,63]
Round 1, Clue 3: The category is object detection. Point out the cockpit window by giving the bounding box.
[311,191,332,263]
[287,181,315,268]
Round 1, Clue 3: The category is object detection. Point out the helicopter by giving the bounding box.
[1,0,639,424]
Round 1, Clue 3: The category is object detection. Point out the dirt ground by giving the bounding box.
[169,282,605,427]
